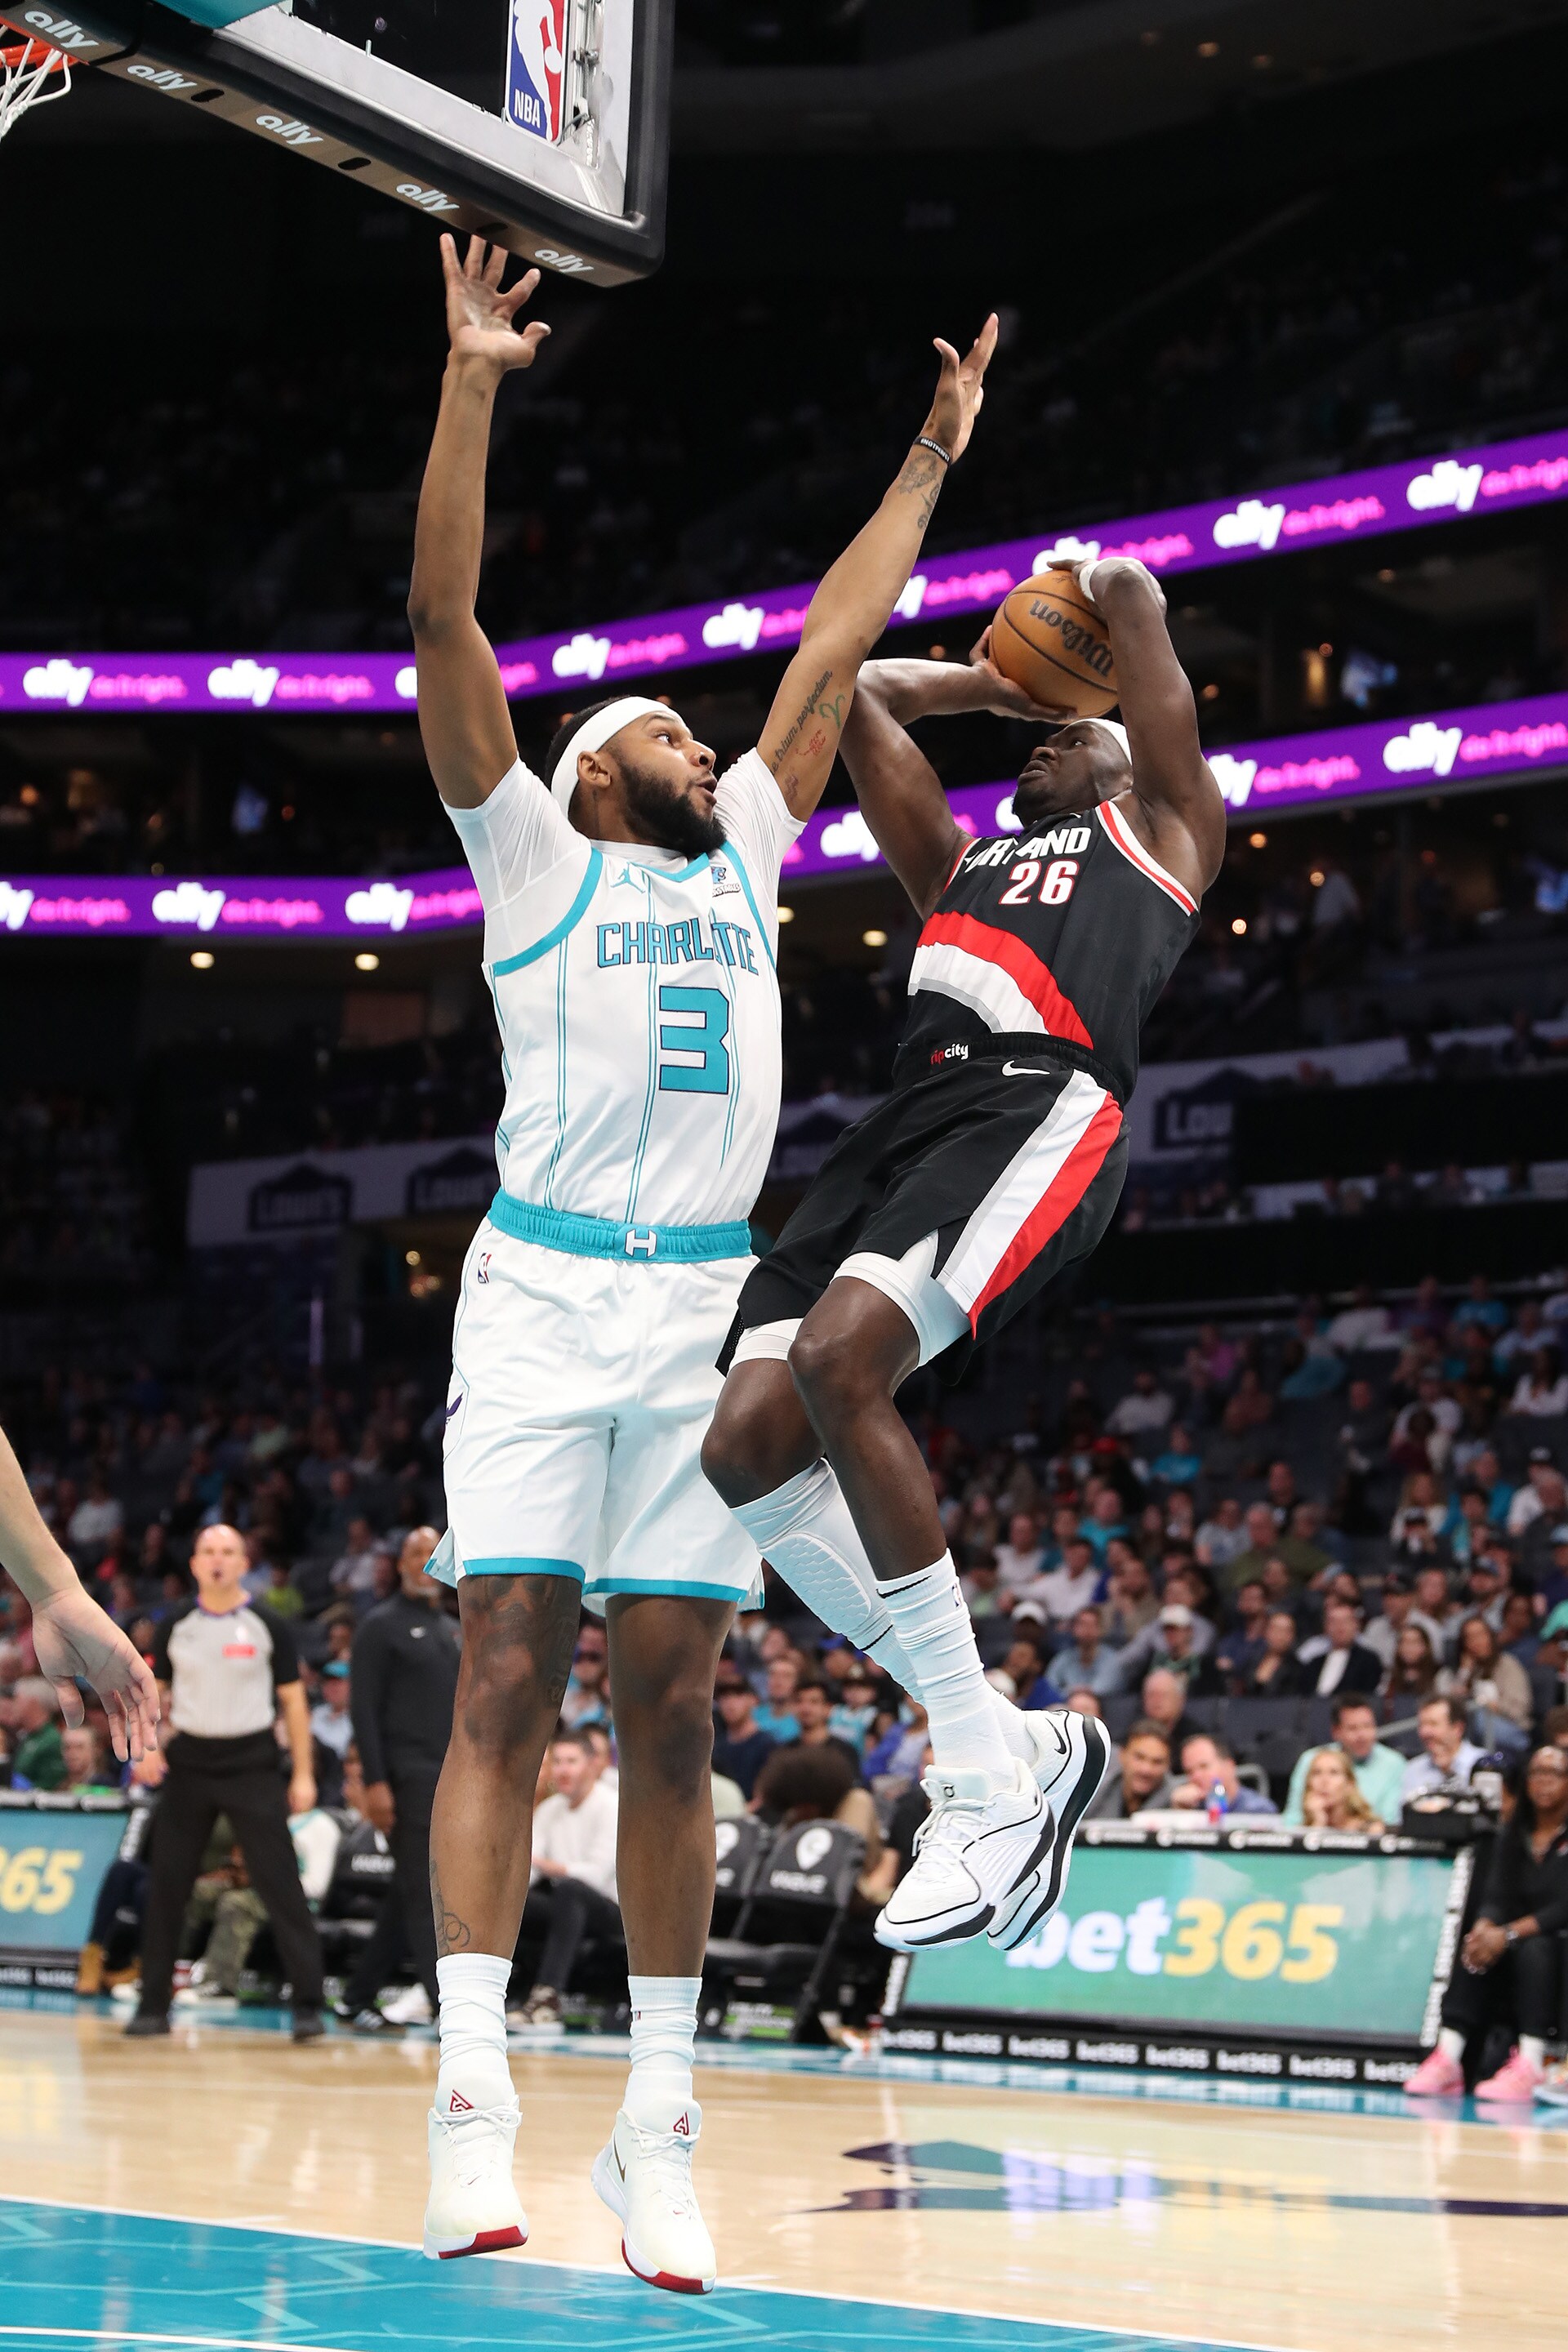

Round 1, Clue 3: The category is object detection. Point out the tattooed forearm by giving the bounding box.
[768,668,854,773]
[895,448,946,530]
[430,1853,473,1957]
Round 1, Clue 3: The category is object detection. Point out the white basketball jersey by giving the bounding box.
[446,748,801,1231]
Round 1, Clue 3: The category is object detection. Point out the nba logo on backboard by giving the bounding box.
[508,0,567,144]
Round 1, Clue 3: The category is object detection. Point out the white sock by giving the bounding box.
[435,1953,514,2114]
[625,1973,700,2124]
[875,1551,1012,1781]
[1519,2034,1546,2070]
[733,1463,1032,1764]
[1437,2027,1465,2065]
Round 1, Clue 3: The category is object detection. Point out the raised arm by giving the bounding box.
[842,644,1072,916]
[758,318,998,823]
[1065,557,1227,898]
[407,236,552,810]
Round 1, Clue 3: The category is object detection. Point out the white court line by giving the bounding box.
[0,2332,364,2352]
[0,2189,1290,2352]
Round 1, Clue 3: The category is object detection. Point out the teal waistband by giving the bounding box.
[487,1190,752,1263]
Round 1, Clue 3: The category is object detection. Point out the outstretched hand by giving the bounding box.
[29,1584,161,1764]
[924,313,999,463]
[441,234,551,373]
[967,626,1077,721]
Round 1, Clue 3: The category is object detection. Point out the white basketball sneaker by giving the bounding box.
[422,2089,529,2260]
[875,1757,1054,1952]
[988,1708,1111,1951]
[591,2096,717,2294]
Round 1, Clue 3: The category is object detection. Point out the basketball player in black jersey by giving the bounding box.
[703,553,1226,1953]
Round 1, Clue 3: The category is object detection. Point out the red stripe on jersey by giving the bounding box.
[967,1092,1124,1329]
[918,911,1094,1048]
[1096,800,1198,915]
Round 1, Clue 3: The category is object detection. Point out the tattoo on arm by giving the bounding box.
[894,448,946,531]
[768,668,852,774]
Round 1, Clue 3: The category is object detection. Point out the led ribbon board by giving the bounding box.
[1,427,1563,712]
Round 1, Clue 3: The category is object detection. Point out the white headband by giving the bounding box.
[1084,717,1130,763]
[550,696,684,812]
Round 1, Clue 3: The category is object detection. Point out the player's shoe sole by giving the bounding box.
[421,2223,528,2259]
[988,1710,1111,1951]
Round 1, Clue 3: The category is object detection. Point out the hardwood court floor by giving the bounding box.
[2,1999,1566,2352]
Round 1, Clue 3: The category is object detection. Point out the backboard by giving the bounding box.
[7,2,672,283]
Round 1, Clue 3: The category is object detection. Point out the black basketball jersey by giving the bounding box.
[898,795,1200,1102]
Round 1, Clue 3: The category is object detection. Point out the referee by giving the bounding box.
[343,1525,457,2020]
[129,1522,325,2041]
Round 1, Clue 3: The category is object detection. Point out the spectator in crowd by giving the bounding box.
[339,1525,455,2030]
[329,1516,384,1610]
[1506,1348,1568,1419]
[995,1623,1062,1710]
[1283,1698,1408,1827]
[1212,1579,1271,1686]
[309,1661,354,1800]
[827,1664,880,1754]
[1170,1733,1278,1816]
[754,1743,884,1900]
[1139,1668,1200,1757]
[1299,1748,1383,1833]
[1150,1424,1201,1488]
[1106,1369,1174,1439]
[1099,1549,1160,1646]
[511,1728,620,2034]
[130,1523,323,2042]
[1407,1745,1568,2101]
[1298,1597,1384,1699]
[57,1723,114,1793]
[754,1655,803,1743]
[1233,1609,1310,1698]
[712,1669,774,1799]
[67,1473,124,1565]
[1360,1574,1418,1676]
[992,1512,1045,1601]
[1410,1566,1463,1660]
[8,1677,65,1789]
[1145,1603,1224,1697]
[1040,1535,1105,1620]
[1083,1719,1175,1820]
[1383,1622,1442,1713]
[1507,1452,1564,1540]
[1049,1605,1123,1699]
[789,1677,862,1774]
[559,1623,612,1729]
[1401,1695,1483,1807]
[1326,1287,1392,1352]
[1196,1494,1250,1575]
[863,1700,930,1789]
[1439,1615,1534,1752]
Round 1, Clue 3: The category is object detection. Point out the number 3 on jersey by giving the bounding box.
[1000,857,1079,908]
[658,984,732,1094]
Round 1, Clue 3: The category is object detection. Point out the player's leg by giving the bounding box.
[704,1345,1040,1764]
[423,1566,580,2257]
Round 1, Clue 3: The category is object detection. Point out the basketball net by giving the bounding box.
[0,17,73,144]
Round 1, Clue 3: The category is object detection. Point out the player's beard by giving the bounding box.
[620,754,728,858]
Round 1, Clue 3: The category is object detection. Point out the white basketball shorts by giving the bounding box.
[438,1214,761,1609]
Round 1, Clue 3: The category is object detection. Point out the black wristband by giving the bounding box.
[915,434,952,466]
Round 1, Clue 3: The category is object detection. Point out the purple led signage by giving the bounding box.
[4,689,1567,939]
[1,430,1565,719]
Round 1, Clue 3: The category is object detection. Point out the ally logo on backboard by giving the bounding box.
[508,0,568,143]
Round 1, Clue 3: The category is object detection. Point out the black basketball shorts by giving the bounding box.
[724,1042,1127,1381]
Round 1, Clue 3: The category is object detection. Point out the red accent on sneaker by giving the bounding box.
[447,2090,474,2113]
[438,2225,526,2259]
[620,2240,709,2295]
[672,2111,691,2137]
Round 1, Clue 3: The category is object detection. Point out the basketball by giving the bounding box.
[990,568,1119,717]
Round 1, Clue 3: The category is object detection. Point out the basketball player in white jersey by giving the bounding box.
[408,234,996,2290]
